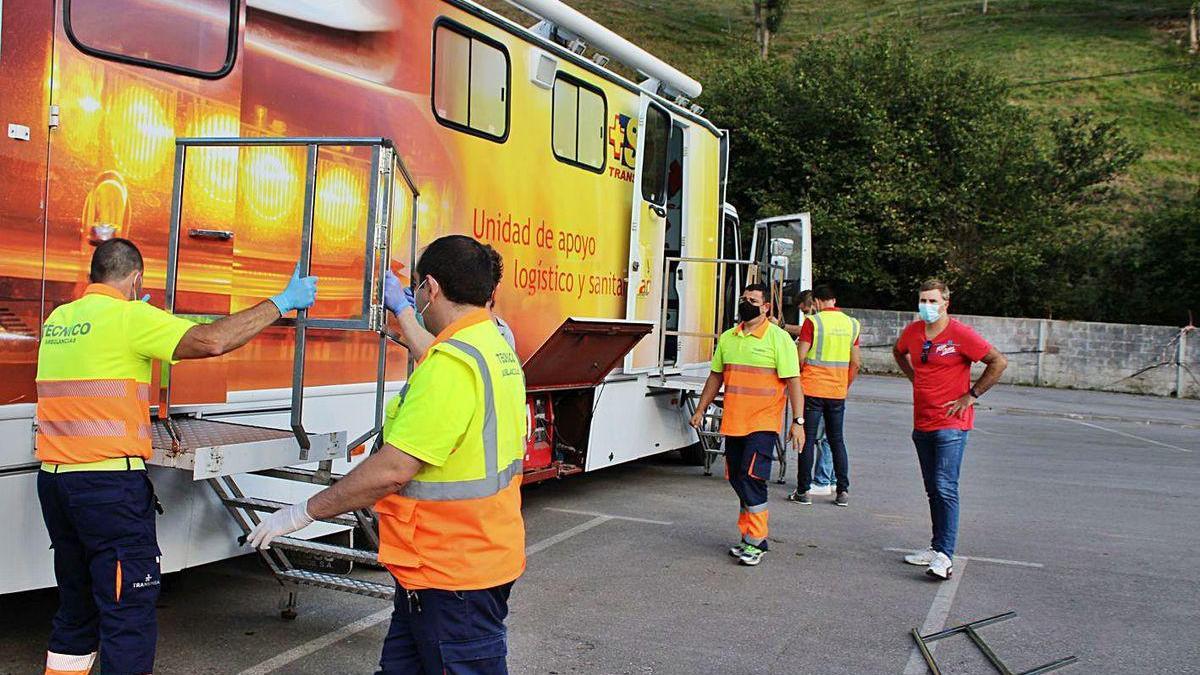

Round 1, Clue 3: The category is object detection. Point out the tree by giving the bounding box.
[753,0,790,59]
[702,35,1141,320]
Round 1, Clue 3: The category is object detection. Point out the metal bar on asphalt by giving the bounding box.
[1018,656,1080,675]
[921,611,1017,642]
[965,626,1013,675]
[910,629,942,675]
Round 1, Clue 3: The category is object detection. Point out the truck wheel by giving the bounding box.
[679,442,705,466]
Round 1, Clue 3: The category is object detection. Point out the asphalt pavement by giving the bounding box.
[2,375,1197,674]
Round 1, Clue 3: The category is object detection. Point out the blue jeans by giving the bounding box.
[799,397,849,492]
[377,581,513,674]
[811,417,835,486]
[912,429,970,558]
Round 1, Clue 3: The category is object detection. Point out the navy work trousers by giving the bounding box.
[377,581,514,675]
[37,469,161,675]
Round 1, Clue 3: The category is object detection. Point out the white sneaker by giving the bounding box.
[904,547,937,566]
[809,483,834,496]
[926,551,953,580]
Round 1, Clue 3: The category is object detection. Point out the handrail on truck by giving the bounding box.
[160,136,420,460]
[654,255,786,384]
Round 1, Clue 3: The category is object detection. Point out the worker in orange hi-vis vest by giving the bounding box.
[246,236,527,675]
[35,238,317,675]
[786,283,862,508]
[689,282,804,567]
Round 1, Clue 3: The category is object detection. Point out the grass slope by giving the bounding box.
[480,0,1199,206]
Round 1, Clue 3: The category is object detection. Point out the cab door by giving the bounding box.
[623,94,672,373]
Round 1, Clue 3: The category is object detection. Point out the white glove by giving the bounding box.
[245,499,314,549]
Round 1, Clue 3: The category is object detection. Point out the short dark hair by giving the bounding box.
[813,283,837,302]
[798,289,814,305]
[416,235,501,307]
[90,238,143,284]
[743,282,770,303]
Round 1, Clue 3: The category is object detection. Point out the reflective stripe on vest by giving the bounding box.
[399,338,524,501]
[36,379,153,461]
[804,313,860,367]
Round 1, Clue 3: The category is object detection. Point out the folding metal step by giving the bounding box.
[150,417,345,479]
[277,569,395,600]
[271,536,384,568]
[219,496,358,528]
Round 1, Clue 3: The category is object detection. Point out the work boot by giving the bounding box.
[786,490,811,505]
[927,551,953,580]
[738,544,764,566]
[904,547,937,566]
[834,491,849,507]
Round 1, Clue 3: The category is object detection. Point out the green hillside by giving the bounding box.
[483,0,1199,207]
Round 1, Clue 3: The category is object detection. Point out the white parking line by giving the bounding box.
[543,507,674,525]
[238,512,658,675]
[525,515,611,555]
[884,548,1043,569]
[902,557,969,675]
[1069,419,1193,453]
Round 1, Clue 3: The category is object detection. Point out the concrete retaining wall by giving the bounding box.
[844,308,1198,399]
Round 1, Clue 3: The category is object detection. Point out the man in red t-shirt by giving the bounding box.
[892,279,1007,580]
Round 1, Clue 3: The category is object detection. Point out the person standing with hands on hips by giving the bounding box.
[892,279,1007,580]
[690,283,803,567]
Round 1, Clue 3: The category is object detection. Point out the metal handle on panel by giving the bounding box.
[188,228,234,241]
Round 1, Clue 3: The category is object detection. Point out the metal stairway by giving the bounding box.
[208,469,395,610]
[150,137,421,616]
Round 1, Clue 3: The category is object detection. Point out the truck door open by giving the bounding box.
[623,94,673,373]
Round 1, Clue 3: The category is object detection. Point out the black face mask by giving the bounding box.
[737,300,762,323]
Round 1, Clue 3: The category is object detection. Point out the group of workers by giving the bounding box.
[691,278,1007,580]
[35,235,523,675]
[32,235,1008,674]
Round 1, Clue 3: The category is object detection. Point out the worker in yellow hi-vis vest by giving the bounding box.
[786,283,862,508]
[247,235,527,674]
[36,238,316,675]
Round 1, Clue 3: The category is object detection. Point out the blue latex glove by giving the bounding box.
[383,270,414,315]
[270,264,318,315]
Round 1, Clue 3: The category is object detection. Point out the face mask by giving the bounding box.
[414,278,431,326]
[918,303,941,323]
[737,300,762,323]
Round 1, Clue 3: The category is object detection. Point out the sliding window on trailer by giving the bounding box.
[551,72,606,173]
[63,0,239,78]
[432,18,511,143]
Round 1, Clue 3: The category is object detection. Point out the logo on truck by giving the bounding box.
[607,114,636,183]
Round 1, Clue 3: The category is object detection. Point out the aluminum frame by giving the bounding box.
[911,611,1077,675]
[163,136,420,454]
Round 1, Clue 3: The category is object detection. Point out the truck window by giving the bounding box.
[551,74,606,172]
[432,20,510,142]
[64,0,238,79]
[640,103,671,206]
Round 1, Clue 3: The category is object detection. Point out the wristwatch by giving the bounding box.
[792,417,804,426]
[969,386,981,399]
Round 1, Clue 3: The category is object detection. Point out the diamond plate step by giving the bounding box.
[277,569,394,600]
[272,536,383,568]
[221,496,357,528]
